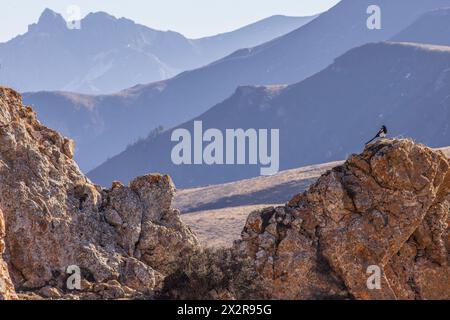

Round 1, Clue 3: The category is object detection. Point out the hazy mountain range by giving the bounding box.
[192,14,317,64]
[23,0,450,172]
[89,41,450,187]
[0,9,315,94]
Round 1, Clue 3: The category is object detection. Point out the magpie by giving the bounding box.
[366,125,387,145]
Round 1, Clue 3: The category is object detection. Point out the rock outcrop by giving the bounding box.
[0,88,199,299]
[236,139,450,300]
[0,208,17,300]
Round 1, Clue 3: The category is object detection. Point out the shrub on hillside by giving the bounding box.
[156,247,268,300]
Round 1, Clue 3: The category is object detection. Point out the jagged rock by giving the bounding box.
[236,139,450,300]
[122,257,163,293]
[0,208,17,300]
[0,88,199,299]
[38,286,63,299]
[131,174,199,274]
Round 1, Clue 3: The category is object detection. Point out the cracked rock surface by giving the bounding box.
[236,139,450,299]
[0,88,199,299]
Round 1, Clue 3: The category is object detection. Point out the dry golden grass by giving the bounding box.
[174,160,342,213]
[177,161,342,248]
[181,204,278,248]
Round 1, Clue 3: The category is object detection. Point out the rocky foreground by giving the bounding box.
[0,88,199,299]
[236,139,450,299]
[0,87,449,300]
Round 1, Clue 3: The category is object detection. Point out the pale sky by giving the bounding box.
[0,0,341,42]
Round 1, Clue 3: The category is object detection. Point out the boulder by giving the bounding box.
[236,139,450,299]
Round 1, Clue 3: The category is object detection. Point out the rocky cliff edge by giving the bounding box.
[237,138,449,299]
[0,87,199,299]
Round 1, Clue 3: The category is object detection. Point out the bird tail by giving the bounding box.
[365,136,376,145]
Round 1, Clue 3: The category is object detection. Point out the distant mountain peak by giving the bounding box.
[80,11,140,31]
[36,8,66,30]
[39,7,60,18]
[83,11,119,22]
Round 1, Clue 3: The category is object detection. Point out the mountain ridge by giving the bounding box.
[88,41,450,188]
[23,0,450,172]
[0,8,315,94]
[391,7,450,46]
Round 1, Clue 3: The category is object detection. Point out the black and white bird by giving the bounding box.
[366,125,387,145]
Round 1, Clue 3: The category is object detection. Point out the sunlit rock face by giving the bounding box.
[0,87,199,299]
[237,139,450,300]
